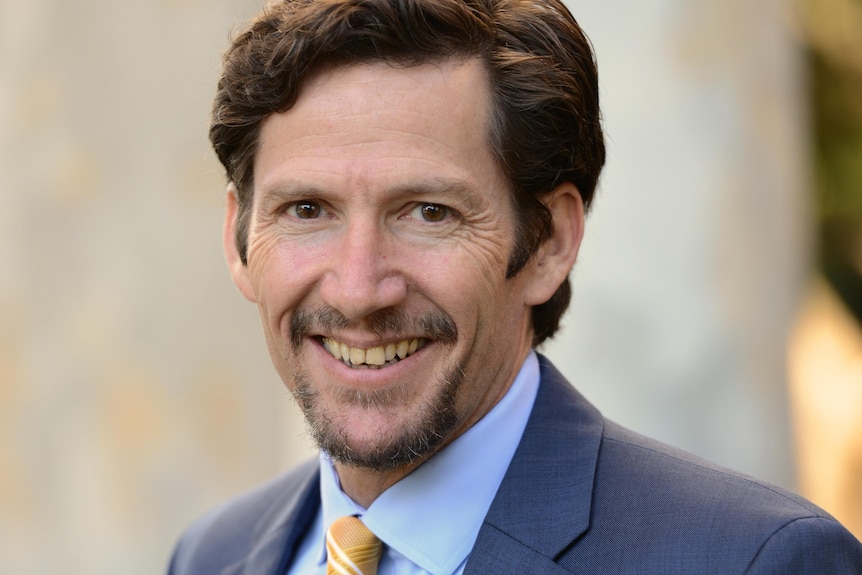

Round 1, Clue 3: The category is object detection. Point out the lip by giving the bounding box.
[309,335,429,390]
[316,331,424,350]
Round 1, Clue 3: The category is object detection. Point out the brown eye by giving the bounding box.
[294,201,320,219]
[419,203,448,222]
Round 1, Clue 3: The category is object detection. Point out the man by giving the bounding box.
[169,0,862,573]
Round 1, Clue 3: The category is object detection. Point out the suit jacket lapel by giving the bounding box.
[466,355,603,573]
[222,460,321,575]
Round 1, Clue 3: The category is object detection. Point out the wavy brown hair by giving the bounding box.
[211,0,605,345]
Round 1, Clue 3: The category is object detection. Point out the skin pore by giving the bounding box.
[224,58,584,507]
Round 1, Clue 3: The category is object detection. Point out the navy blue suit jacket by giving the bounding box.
[169,355,862,573]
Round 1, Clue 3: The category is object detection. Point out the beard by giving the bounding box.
[288,306,462,472]
[292,362,464,472]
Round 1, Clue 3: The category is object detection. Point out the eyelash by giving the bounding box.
[291,201,323,219]
[280,200,327,220]
[279,200,457,224]
[407,203,452,223]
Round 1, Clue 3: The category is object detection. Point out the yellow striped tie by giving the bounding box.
[326,516,382,575]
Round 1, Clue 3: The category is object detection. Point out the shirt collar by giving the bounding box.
[316,351,540,574]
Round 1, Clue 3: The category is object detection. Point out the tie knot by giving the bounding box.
[326,516,382,575]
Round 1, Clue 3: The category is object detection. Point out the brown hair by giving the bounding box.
[211,0,605,345]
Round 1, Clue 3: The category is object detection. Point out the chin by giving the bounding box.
[292,360,464,472]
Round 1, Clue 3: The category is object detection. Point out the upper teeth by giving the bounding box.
[322,337,421,366]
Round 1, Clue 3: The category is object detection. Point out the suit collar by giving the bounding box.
[467,354,603,569]
[223,459,321,575]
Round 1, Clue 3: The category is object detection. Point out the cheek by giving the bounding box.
[410,226,512,291]
[413,251,514,339]
[246,234,328,319]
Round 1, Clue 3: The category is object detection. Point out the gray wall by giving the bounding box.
[546,0,807,487]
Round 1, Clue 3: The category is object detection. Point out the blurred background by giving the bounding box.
[0,0,860,572]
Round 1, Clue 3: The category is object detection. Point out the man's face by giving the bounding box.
[226,59,556,471]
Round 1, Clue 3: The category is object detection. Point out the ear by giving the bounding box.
[522,182,585,306]
[223,182,256,302]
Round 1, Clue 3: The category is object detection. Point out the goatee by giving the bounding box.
[288,306,461,472]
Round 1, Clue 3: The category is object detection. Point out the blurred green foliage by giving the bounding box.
[808,0,862,323]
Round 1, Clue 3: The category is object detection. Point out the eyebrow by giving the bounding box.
[390,178,485,211]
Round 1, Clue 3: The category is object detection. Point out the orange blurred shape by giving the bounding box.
[788,279,862,539]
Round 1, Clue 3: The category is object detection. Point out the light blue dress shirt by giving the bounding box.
[287,351,540,575]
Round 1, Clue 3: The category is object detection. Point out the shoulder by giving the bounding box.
[745,513,862,572]
[580,421,862,572]
[168,459,319,575]
[531,356,861,572]
[598,420,823,519]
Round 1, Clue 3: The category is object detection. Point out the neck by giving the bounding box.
[333,461,420,508]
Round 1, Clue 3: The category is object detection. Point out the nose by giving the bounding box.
[319,217,408,321]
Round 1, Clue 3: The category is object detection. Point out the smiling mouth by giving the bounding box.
[321,337,427,369]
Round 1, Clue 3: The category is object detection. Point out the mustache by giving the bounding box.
[289,306,457,351]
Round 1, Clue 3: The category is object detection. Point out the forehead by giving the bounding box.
[252,58,505,198]
[294,56,493,130]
